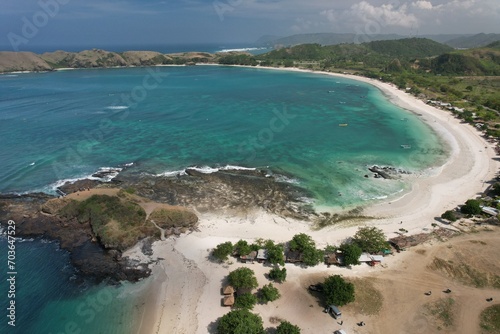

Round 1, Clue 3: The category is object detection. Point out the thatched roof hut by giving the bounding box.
[240,250,257,263]
[222,285,234,295]
[223,295,234,307]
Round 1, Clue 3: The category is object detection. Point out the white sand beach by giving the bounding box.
[133,67,500,334]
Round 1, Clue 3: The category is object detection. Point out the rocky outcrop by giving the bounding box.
[117,167,313,219]
[0,193,150,283]
[0,51,52,72]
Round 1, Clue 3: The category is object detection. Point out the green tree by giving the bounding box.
[228,267,258,290]
[233,240,252,256]
[323,275,355,306]
[339,243,362,266]
[212,242,234,262]
[217,309,265,334]
[259,283,281,303]
[265,240,285,266]
[461,199,482,215]
[352,226,389,254]
[289,233,316,252]
[234,293,257,310]
[289,233,323,266]
[302,247,324,266]
[276,321,301,334]
[268,267,287,283]
[441,210,457,222]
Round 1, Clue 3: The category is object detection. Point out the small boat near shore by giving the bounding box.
[339,123,348,127]
[401,144,411,149]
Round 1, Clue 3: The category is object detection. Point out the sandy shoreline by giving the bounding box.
[133,66,499,334]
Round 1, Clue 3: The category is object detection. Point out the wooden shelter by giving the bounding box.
[222,295,234,307]
[240,250,257,263]
[222,285,234,295]
[286,250,303,263]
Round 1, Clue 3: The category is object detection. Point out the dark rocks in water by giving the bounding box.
[92,168,122,179]
[0,194,150,284]
[58,179,104,195]
[119,167,312,220]
[368,165,411,179]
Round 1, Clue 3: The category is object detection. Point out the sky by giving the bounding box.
[1,0,499,51]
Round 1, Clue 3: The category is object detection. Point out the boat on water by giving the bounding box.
[400,144,411,149]
[338,123,348,127]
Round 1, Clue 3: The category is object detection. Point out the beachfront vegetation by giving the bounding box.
[233,292,257,310]
[228,267,259,290]
[233,240,252,256]
[265,240,286,266]
[352,226,390,254]
[268,266,287,283]
[323,275,356,306]
[441,210,458,222]
[289,233,324,266]
[276,321,301,334]
[339,243,362,266]
[212,241,234,262]
[460,199,482,215]
[216,309,265,334]
[259,283,281,303]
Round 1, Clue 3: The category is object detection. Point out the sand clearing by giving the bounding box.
[132,68,499,334]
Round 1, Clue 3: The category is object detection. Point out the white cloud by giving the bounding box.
[412,1,436,10]
[350,1,419,28]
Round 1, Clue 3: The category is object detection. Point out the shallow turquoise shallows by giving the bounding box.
[0,66,445,208]
[0,66,446,333]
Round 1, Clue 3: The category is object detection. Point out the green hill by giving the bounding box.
[428,47,500,75]
[365,38,454,59]
[444,33,500,49]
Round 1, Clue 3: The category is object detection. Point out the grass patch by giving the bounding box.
[58,194,155,250]
[425,297,456,329]
[343,278,383,316]
[313,209,374,230]
[481,304,500,333]
[429,257,500,289]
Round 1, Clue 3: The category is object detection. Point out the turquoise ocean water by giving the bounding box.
[0,66,446,333]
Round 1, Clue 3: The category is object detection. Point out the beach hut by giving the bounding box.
[286,250,303,263]
[325,253,341,266]
[222,295,234,307]
[256,249,267,263]
[240,250,257,263]
[222,285,234,295]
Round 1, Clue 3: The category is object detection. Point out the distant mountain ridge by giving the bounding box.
[0,49,219,73]
[256,32,500,49]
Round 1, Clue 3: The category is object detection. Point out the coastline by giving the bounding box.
[135,66,500,333]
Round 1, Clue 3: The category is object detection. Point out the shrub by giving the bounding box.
[441,210,457,222]
[259,284,281,303]
[268,267,287,283]
[460,199,482,215]
[217,309,265,334]
[234,293,257,310]
[228,267,258,290]
[276,321,301,334]
[213,242,234,262]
